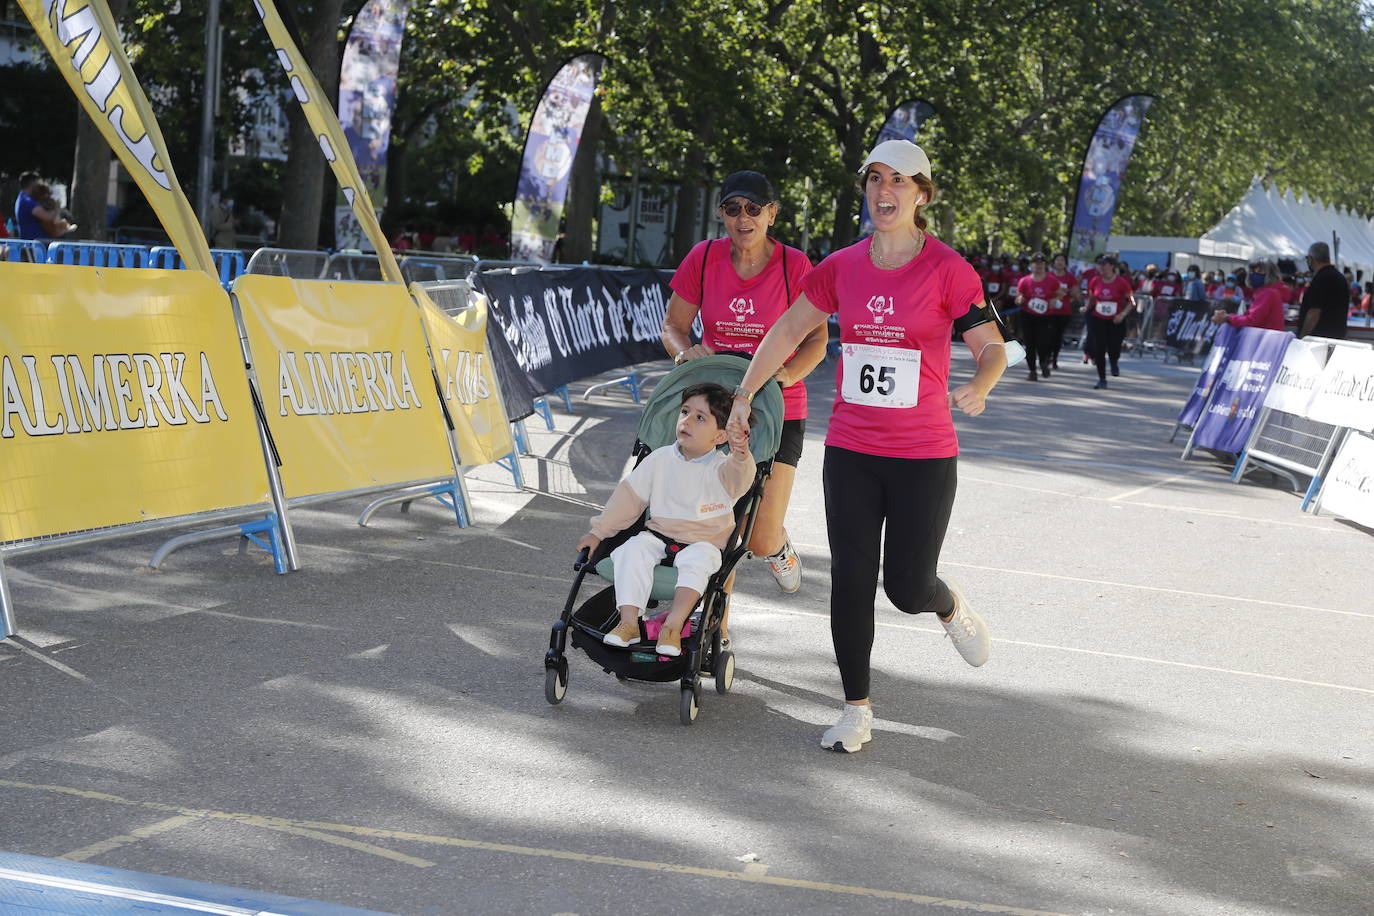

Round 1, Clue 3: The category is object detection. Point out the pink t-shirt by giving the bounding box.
[802,235,984,459]
[1049,270,1076,315]
[671,238,813,420]
[1088,275,1134,318]
[1227,284,1287,331]
[1016,273,1062,318]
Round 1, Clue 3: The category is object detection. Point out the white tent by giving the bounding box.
[1201,178,1374,277]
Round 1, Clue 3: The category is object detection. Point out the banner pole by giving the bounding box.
[229,291,300,571]
[0,553,16,639]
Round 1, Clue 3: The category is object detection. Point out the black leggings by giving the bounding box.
[1019,312,1053,373]
[1084,315,1126,380]
[1049,315,1069,362]
[822,446,957,701]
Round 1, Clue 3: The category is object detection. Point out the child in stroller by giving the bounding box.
[575,382,754,657]
[544,353,785,724]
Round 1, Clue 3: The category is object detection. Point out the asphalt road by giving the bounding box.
[1,345,1370,916]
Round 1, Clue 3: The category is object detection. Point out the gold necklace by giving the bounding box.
[869,230,925,269]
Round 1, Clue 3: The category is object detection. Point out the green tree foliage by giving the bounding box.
[9,0,1372,256]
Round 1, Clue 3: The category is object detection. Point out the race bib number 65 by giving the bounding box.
[841,343,921,408]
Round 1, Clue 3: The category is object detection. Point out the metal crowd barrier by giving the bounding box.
[45,241,150,268]
[243,247,331,278]
[1231,337,1373,508]
[149,246,248,290]
[1,239,47,262]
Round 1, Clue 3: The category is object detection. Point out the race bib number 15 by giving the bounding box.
[841,343,921,408]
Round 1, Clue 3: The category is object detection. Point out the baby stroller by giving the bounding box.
[543,354,785,724]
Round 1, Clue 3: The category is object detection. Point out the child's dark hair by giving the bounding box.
[681,382,753,430]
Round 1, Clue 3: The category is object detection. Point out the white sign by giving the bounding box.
[1304,345,1374,431]
[841,343,921,408]
[1316,431,1374,530]
[1263,338,1328,415]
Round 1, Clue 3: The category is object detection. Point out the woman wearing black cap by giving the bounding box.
[661,171,827,616]
[725,140,1005,753]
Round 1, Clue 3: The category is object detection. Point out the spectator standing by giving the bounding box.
[1184,265,1207,302]
[1298,242,1349,339]
[1212,260,1286,331]
[211,197,238,249]
[13,173,74,240]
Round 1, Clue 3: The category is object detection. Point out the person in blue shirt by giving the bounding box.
[1183,264,1207,302]
[13,172,73,241]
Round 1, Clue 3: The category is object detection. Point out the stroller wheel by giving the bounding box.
[544,658,569,705]
[714,650,735,695]
[679,678,701,725]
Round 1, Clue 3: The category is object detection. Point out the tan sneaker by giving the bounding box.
[603,619,641,647]
[656,625,683,657]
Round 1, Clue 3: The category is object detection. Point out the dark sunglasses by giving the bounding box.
[720,200,765,218]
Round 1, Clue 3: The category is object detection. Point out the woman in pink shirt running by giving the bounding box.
[661,171,828,635]
[725,140,1007,754]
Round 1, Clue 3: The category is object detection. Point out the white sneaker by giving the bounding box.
[939,583,989,667]
[765,539,802,593]
[820,703,873,753]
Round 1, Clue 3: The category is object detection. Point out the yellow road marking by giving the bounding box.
[0,779,1067,915]
[59,815,196,862]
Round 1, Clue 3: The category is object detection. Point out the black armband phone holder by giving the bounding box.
[953,302,999,334]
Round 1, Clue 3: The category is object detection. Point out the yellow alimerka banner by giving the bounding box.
[252,0,402,285]
[411,284,514,466]
[232,275,453,498]
[18,0,214,276]
[0,264,269,542]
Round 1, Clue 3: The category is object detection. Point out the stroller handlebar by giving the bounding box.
[573,546,591,571]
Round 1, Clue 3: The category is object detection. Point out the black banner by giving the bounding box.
[1164,298,1238,356]
[476,266,674,395]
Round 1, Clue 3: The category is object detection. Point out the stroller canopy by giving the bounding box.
[636,354,785,464]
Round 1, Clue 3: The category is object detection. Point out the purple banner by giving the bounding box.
[1190,328,1295,453]
[335,0,409,251]
[511,54,604,264]
[1068,95,1153,271]
[1178,323,1238,430]
[858,99,935,237]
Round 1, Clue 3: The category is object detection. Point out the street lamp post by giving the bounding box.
[196,0,222,240]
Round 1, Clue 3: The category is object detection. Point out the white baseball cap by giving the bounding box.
[859,139,931,179]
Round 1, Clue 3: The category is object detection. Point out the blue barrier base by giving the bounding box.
[0,849,396,915]
[148,515,287,574]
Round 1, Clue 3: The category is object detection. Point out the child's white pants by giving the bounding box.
[610,531,721,614]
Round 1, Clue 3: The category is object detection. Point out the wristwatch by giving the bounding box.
[732,385,754,402]
[673,348,689,365]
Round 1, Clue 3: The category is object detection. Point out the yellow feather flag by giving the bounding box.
[251,0,403,285]
[18,0,215,276]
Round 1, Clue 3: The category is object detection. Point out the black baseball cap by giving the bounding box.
[719,170,775,206]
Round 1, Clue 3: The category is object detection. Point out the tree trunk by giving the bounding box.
[561,94,602,264]
[383,134,407,237]
[68,0,129,242]
[672,108,716,263]
[830,119,867,249]
[278,0,346,251]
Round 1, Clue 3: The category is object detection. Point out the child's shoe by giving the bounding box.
[656,625,683,657]
[603,620,641,647]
